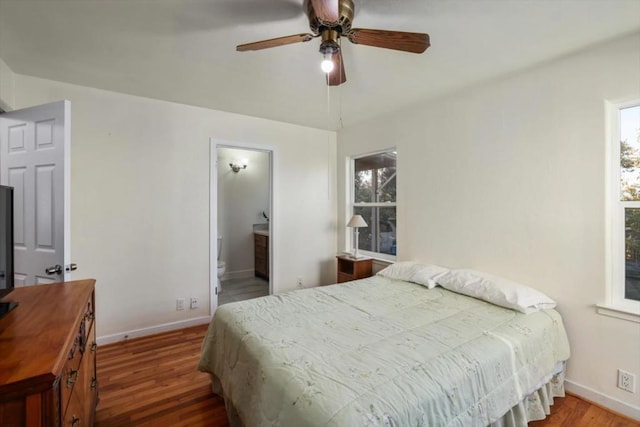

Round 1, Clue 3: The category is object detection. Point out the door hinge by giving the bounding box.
[215,286,218,295]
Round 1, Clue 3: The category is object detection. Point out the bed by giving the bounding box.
[198,265,570,427]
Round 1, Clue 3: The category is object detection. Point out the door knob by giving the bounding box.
[45,264,63,275]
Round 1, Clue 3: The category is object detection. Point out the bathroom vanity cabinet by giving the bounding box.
[254,232,269,279]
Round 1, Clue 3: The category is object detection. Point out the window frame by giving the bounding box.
[604,99,640,320]
[349,148,397,262]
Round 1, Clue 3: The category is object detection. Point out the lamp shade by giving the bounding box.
[347,215,368,228]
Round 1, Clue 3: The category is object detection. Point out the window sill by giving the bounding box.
[365,256,396,267]
[595,304,640,323]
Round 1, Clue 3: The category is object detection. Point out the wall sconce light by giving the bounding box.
[229,161,247,173]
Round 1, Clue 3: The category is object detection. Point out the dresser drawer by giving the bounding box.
[61,331,83,415]
[63,371,85,427]
[83,322,98,424]
[82,297,95,350]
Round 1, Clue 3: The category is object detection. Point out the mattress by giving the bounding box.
[198,275,570,426]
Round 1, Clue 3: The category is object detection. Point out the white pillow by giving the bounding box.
[377,261,449,289]
[436,269,556,314]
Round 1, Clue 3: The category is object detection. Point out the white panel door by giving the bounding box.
[0,101,71,286]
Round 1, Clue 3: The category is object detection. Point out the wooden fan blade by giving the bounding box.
[327,50,346,86]
[237,33,315,51]
[311,0,339,23]
[348,29,430,53]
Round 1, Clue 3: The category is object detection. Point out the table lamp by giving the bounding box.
[347,214,368,259]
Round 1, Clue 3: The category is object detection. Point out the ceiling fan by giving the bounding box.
[236,0,430,86]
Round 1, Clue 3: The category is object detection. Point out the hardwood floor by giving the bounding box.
[95,324,229,426]
[96,324,639,427]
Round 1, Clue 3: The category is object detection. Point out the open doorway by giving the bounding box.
[209,139,274,313]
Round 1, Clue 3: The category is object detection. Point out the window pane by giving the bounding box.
[620,105,640,201]
[625,208,640,301]
[354,152,396,203]
[354,206,396,255]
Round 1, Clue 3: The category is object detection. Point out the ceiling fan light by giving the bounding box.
[321,54,335,73]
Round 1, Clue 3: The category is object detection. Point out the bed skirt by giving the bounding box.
[489,366,566,427]
[208,366,566,427]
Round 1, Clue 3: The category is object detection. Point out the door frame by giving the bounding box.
[209,138,276,315]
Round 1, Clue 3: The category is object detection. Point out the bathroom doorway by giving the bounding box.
[209,139,274,312]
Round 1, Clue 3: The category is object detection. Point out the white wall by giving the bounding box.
[11,74,337,340]
[217,147,269,278]
[338,33,640,415]
[0,57,16,111]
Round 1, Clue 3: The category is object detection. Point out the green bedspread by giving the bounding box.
[198,276,570,426]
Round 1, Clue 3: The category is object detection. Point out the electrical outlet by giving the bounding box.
[190,297,199,309]
[618,369,636,393]
[176,298,185,311]
[297,277,303,288]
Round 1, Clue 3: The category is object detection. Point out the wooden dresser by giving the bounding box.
[0,279,97,427]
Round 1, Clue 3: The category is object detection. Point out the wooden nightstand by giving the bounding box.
[336,255,373,283]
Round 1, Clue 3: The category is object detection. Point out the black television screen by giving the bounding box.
[0,185,16,317]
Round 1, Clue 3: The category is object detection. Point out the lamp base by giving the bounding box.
[352,229,364,260]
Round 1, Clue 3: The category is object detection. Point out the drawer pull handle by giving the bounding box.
[71,415,80,426]
[66,369,79,388]
[68,337,79,360]
[90,342,97,352]
[91,377,98,390]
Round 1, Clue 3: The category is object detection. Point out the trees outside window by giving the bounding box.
[612,103,640,308]
[352,151,397,258]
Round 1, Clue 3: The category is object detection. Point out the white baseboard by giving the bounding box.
[565,379,640,421]
[223,269,255,280]
[96,315,211,346]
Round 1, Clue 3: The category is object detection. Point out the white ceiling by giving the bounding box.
[1,0,639,130]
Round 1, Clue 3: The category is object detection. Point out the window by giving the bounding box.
[351,150,396,260]
[608,101,640,316]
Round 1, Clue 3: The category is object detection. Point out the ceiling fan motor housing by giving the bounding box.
[306,0,355,35]
[320,29,340,55]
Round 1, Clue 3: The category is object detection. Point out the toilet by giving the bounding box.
[217,236,226,292]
